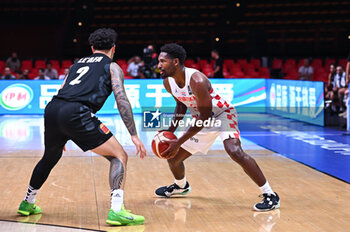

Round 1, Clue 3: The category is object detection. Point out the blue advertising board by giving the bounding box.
[0,79,266,115]
[266,79,324,126]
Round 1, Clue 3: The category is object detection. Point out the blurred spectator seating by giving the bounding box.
[184,59,195,67]
[237,59,248,68]
[35,60,46,69]
[0,57,346,81]
[0,60,5,74]
[62,60,73,68]
[259,67,270,79]
[21,60,33,71]
[198,59,209,70]
[250,59,261,69]
[338,59,347,69]
[49,60,61,71]
[271,58,283,78]
[311,58,323,69]
[224,59,234,67]
[272,59,283,70]
[325,59,336,69]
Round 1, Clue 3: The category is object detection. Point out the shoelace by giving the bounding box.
[166,183,178,192]
[258,194,272,204]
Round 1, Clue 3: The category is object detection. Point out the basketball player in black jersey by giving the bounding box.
[18,28,146,226]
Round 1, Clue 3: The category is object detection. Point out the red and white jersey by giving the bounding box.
[168,67,235,118]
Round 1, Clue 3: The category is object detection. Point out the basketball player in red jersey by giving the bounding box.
[155,43,280,211]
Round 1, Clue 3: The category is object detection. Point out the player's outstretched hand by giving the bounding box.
[131,135,147,159]
[161,139,180,159]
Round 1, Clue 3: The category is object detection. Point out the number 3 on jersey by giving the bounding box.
[69,66,89,85]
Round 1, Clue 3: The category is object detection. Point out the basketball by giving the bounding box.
[152,131,177,159]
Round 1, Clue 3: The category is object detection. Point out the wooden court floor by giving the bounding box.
[0,148,349,232]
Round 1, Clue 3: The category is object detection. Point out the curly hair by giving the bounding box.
[160,43,187,65]
[89,28,117,50]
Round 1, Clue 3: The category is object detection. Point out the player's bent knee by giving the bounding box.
[229,150,246,164]
[111,150,128,164]
[167,156,183,167]
[167,157,178,165]
[224,138,250,164]
[42,149,63,165]
[104,149,128,164]
[223,138,241,153]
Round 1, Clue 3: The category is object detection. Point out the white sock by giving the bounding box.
[259,181,274,195]
[175,177,186,188]
[111,189,124,212]
[24,185,38,204]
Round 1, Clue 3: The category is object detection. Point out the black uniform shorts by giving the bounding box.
[44,98,113,152]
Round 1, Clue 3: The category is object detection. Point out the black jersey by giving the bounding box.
[55,53,112,113]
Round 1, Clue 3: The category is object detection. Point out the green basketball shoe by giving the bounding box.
[106,207,145,226]
[17,200,42,216]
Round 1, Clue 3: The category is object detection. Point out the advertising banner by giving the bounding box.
[266,79,324,126]
[0,79,266,115]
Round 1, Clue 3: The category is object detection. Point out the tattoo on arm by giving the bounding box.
[109,157,124,190]
[110,62,137,136]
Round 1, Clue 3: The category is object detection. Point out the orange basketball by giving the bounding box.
[152,131,177,159]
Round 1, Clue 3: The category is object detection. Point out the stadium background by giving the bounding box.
[1,0,349,127]
[1,0,349,58]
[1,1,350,232]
